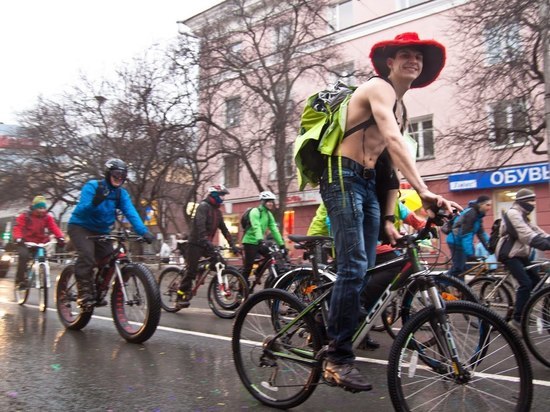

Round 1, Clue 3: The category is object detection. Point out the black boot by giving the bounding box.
[76,280,96,308]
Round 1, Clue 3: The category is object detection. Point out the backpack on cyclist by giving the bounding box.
[486,218,502,254]
[294,81,357,190]
[240,207,257,232]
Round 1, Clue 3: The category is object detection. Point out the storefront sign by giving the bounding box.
[449,163,549,191]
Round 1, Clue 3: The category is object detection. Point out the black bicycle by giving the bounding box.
[55,230,161,344]
[158,246,249,319]
[232,213,533,410]
[246,240,294,293]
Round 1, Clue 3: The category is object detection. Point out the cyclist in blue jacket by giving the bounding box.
[446,195,492,277]
[68,158,154,307]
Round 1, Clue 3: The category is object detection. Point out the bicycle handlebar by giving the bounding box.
[24,241,58,248]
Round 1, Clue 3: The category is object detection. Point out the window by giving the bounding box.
[484,23,521,65]
[225,97,241,127]
[408,116,434,160]
[488,99,528,147]
[329,1,353,31]
[228,41,242,55]
[397,0,429,9]
[269,146,294,181]
[224,155,240,187]
[330,62,355,85]
[274,23,292,49]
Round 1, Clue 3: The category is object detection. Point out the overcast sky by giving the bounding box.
[0,0,223,125]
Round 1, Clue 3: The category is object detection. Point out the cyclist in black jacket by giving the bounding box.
[176,185,239,308]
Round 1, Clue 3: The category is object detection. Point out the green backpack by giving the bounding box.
[294,81,358,190]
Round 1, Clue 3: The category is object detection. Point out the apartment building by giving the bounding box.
[182,0,549,252]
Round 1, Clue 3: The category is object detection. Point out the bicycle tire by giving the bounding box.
[38,262,48,312]
[55,265,93,330]
[207,268,249,319]
[111,263,161,343]
[388,301,533,411]
[14,273,31,306]
[469,275,514,321]
[158,266,184,313]
[232,288,323,409]
[522,285,550,367]
[386,273,478,339]
[273,266,332,305]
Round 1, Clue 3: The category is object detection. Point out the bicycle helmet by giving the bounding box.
[259,191,276,201]
[207,184,229,204]
[208,184,230,196]
[104,158,128,182]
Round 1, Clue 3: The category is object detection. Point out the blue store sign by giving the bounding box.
[449,162,549,191]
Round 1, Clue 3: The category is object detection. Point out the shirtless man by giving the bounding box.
[320,32,459,391]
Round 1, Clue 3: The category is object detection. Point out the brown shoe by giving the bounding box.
[324,361,372,392]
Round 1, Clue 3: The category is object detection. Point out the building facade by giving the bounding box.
[183,0,549,257]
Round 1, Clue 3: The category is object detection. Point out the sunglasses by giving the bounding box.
[111,170,127,180]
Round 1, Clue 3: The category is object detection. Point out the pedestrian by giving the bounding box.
[68,158,155,307]
[175,185,239,308]
[12,195,65,289]
[495,188,550,332]
[446,195,492,277]
[241,191,287,287]
[319,32,458,391]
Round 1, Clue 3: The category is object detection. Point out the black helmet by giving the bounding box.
[104,158,128,181]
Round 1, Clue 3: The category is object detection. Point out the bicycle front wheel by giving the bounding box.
[111,264,161,343]
[55,265,93,330]
[207,268,249,319]
[15,274,31,306]
[38,262,48,312]
[158,267,184,313]
[522,285,550,367]
[388,301,533,411]
[232,288,323,409]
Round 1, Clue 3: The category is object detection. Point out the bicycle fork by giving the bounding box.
[214,262,232,297]
[423,278,469,381]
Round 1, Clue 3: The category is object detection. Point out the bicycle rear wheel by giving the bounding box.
[522,285,550,367]
[158,267,184,313]
[207,268,248,319]
[38,263,48,312]
[111,263,161,343]
[469,276,514,321]
[55,265,93,330]
[232,289,323,409]
[388,301,533,411]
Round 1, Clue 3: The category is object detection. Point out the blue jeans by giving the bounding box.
[320,166,379,364]
[448,243,468,277]
[503,257,540,322]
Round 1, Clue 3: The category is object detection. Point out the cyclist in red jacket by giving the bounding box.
[12,195,65,289]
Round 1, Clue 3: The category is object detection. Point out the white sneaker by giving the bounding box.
[507,319,522,335]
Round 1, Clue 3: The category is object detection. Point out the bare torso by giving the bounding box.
[337,80,404,169]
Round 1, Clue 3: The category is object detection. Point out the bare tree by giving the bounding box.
[0,46,204,236]
[445,0,547,169]
[173,0,347,220]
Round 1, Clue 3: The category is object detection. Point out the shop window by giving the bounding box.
[494,187,536,225]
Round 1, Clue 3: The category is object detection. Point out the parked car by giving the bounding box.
[0,247,11,278]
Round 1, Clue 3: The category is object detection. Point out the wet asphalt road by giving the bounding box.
[1,264,550,411]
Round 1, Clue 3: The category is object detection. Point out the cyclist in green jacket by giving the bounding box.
[241,191,287,286]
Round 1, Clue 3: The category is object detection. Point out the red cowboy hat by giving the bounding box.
[369,32,446,88]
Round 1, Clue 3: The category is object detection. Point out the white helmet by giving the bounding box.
[259,191,276,201]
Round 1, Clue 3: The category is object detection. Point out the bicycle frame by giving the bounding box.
[191,249,231,297]
[24,242,53,288]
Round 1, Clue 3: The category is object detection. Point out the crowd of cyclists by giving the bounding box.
[5,30,550,404]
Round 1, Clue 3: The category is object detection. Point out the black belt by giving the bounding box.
[330,156,376,180]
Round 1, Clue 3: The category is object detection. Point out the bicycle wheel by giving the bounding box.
[38,262,48,312]
[388,301,533,411]
[207,268,249,319]
[469,276,514,321]
[387,273,478,339]
[55,265,93,330]
[522,286,550,367]
[158,267,184,313]
[232,288,323,409]
[111,263,161,343]
[14,273,31,306]
[274,267,332,305]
